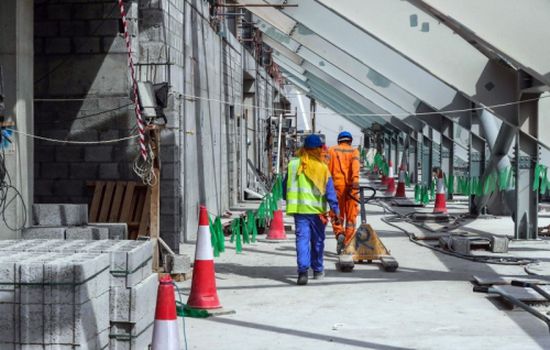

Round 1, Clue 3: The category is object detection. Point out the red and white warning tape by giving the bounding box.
[117,0,147,161]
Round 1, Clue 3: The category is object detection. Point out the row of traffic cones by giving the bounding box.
[151,204,287,348]
[151,206,221,349]
[380,159,447,214]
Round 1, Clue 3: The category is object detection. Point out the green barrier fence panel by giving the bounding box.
[214,217,224,253]
[541,167,549,194]
[208,216,219,257]
[533,164,542,191]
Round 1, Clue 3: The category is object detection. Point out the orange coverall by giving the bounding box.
[328,143,360,245]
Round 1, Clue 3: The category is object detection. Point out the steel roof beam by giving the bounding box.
[409,0,550,87]
[253,12,480,140]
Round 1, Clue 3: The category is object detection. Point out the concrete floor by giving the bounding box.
[178,190,550,350]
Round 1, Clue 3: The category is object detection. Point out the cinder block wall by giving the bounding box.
[33,0,280,248]
[34,0,139,205]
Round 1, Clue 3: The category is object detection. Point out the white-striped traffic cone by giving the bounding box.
[187,205,222,309]
[433,170,448,214]
[151,275,180,350]
[385,160,396,196]
[395,164,406,198]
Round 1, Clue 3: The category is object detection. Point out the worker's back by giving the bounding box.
[328,143,360,189]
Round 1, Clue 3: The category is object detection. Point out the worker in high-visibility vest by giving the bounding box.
[284,134,340,285]
[328,131,360,254]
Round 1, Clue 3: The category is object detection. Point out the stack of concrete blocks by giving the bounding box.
[0,250,111,349]
[0,239,156,350]
[23,204,128,240]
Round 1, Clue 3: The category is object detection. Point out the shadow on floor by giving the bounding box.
[206,317,415,350]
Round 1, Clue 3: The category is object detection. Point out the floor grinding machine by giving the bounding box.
[336,185,399,272]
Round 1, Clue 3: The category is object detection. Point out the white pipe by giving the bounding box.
[276,113,283,175]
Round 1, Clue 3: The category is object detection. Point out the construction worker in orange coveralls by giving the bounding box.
[328,131,361,254]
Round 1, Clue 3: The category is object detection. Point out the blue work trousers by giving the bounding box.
[294,214,326,274]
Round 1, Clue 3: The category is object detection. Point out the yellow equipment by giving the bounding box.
[336,186,399,272]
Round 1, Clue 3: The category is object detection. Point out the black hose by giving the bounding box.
[374,201,537,266]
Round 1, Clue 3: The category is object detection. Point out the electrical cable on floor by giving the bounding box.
[173,282,189,350]
[370,198,538,265]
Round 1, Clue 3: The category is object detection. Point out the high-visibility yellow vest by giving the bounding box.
[286,158,327,214]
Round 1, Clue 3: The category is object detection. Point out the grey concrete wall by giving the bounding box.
[32,0,279,247]
[0,0,34,238]
[34,0,138,205]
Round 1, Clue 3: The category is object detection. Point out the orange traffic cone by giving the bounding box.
[380,172,387,185]
[267,209,287,240]
[151,275,180,350]
[395,164,406,198]
[187,205,222,309]
[433,170,448,214]
[385,160,396,196]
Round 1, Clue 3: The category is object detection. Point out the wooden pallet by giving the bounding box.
[87,181,150,239]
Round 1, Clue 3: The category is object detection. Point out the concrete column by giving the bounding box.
[0,0,33,238]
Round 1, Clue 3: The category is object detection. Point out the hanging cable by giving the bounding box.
[117,0,155,184]
[180,92,550,117]
[9,128,138,145]
[0,146,27,232]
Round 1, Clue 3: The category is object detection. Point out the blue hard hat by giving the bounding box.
[337,131,353,142]
[304,134,323,149]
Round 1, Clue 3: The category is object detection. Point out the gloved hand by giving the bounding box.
[332,216,341,226]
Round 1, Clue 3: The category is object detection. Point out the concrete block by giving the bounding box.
[48,290,110,346]
[89,223,128,240]
[0,303,19,344]
[61,21,87,37]
[32,203,88,226]
[85,146,114,162]
[19,303,45,345]
[41,162,69,179]
[22,227,66,240]
[110,304,155,339]
[32,203,62,225]
[103,36,128,54]
[66,226,109,240]
[450,236,471,255]
[73,3,104,20]
[164,253,190,274]
[55,146,83,162]
[109,322,153,350]
[47,4,71,20]
[35,21,59,37]
[99,163,120,180]
[106,240,153,277]
[490,236,509,253]
[89,19,119,36]
[70,163,99,180]
[34,180,55,196]
[53,180,86,197]
[45,38,72,54]
[110,272,158,323]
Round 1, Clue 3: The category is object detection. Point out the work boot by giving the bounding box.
[313,271,325,280]
[297,272,308,286]
[336,234,345,255]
